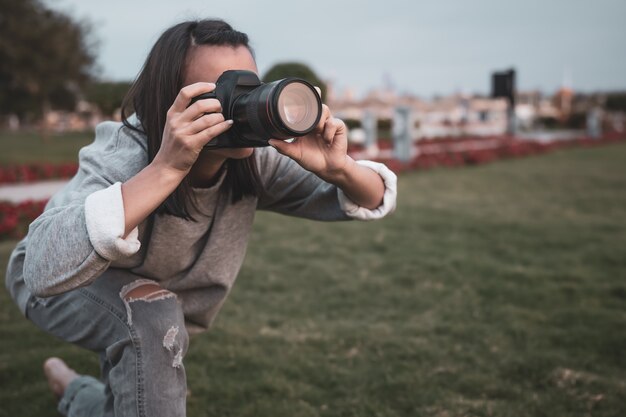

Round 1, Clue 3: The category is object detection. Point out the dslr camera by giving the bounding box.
[190,70,322,148]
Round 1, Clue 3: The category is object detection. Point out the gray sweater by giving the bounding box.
[5,118,397,334]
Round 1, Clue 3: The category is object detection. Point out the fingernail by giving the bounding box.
[226,120,234,124]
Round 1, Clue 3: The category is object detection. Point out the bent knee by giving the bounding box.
[119,279,182,327]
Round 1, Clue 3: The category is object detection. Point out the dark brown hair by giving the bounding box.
[121,19,261,221]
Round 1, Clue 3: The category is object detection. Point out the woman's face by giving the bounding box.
[184,45,258,160]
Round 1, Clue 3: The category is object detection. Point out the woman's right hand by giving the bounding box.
[153,82,233,176]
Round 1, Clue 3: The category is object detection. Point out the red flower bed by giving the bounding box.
[0,134,623,185]
[366,133,626,174]
[0,199,48,240]
[0,163,78,185]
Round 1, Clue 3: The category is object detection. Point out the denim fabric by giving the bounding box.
[24,268,189,417]
[58,376,105,416]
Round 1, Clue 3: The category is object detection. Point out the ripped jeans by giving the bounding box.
[24,268,189,417]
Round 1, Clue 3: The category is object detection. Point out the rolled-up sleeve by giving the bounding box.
[336,160,397,220]
[84,182,140,261]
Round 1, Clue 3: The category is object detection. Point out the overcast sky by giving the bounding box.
[43,0,626,98]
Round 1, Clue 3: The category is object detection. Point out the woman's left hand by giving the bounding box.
[268,102,349,181]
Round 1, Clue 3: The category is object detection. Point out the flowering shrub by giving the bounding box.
[0,202,18,236]
[0,163,78,185]
[0,199,47,240]
[369,133,626,173]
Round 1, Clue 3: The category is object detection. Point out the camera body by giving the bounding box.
[190,70,322,149]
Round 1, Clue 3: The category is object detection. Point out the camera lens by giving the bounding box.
[231,78,322,141]
[277,83,319,132]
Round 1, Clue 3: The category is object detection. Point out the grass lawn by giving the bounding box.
[0,131,94,165]
[1,143,625,416]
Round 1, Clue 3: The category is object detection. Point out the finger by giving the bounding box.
[191,119,233,146]
[322,117,339,144]
[314,104,331,134]
[314,86,322,98]
[181,98,222,122]
[185,112,226,135]
[169,82,216,114]
[268,139,301,160]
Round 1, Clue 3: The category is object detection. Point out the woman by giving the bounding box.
[5,19,396,416]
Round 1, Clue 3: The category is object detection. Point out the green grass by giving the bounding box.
[1,144,626,416]
[0,131,94,165]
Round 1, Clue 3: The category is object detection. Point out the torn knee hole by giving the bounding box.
[122,283,165,301]
[119,280,177,326]
[120,280,175,302]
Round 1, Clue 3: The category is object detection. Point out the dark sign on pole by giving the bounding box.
[492,68,516,134]
[492,69,516,105]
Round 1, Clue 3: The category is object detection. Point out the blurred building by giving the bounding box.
[329,83,509,140]
[41,100,106,132]
[553,86,574,122]
[328,75,624,143]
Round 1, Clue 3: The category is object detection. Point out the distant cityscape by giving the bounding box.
[3,69,625,144]
[327,71,625,143]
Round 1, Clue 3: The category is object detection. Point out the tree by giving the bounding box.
[262,62,327,101]
[0,0,96,123]
[84,81,132,117]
